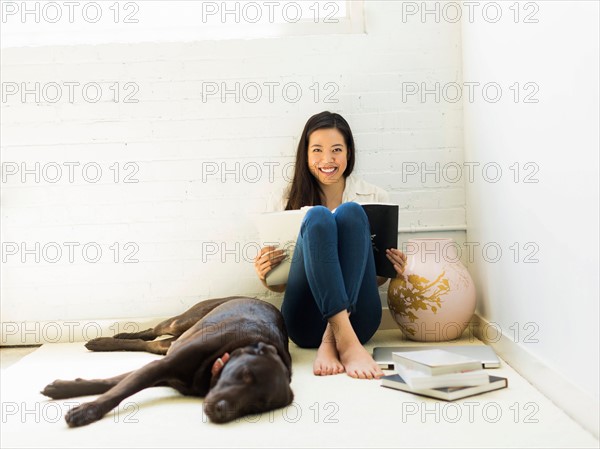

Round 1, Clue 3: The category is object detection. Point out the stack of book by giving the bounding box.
[381,349,508,401]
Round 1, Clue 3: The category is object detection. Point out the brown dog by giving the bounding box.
[41,296,294,426]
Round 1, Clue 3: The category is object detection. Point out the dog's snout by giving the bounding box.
[213,399,229,421]
[204,396,237,423]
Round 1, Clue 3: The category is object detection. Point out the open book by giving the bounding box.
[253,203,399,286]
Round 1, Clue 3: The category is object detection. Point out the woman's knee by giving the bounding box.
[334,202,368,228]
[304,205,335,231]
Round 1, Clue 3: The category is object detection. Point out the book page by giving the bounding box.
[252,208,310,286]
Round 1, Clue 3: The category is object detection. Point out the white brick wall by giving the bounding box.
[1,1,465,331]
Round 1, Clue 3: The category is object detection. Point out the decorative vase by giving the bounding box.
[387,238,476,342]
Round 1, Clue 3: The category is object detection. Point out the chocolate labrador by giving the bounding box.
[41,296,293,426]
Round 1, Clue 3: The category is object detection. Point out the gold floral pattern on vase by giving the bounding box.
[387,238,476,342]
[388,271,451,337]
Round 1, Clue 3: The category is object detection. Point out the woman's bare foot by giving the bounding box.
[313,341,345,375]
[313,323,345,376]
[336,339,382,379]
[328,311,383,379]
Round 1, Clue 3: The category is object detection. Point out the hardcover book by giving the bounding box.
[394,364,489,390]
[253,203,399,286]
[381,374,508,401]
[392,349,482,376]
[360,203,399,279]
[372,345,501,370]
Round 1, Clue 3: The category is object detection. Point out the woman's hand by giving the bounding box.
[386,248,408,277]
[254,245,286,282]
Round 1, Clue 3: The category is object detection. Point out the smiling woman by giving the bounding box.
[253,111,408,380]
[285,112,355,211]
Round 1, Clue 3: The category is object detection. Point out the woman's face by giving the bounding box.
[307,128,348,187]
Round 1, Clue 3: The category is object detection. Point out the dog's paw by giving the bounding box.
[85,337,120,351]
[65,402,105,427]
[41,379,83,399]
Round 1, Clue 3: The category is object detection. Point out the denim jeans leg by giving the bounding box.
[333,202,370,314]
[334,202,382,344]
[300,206,351,319]
[281,204,382,348]
[281,231,326,348]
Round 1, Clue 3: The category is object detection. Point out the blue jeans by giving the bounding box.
[281,202,382,348]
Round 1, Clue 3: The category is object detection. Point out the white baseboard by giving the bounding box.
[470,314,599,440]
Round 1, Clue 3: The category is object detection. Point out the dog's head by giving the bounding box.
[203,342,293,423]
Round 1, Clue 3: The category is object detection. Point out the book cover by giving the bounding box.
[360,203,399,279]
[253,203,399,285]
[392,349,482,376]
[394,363,490,390]
[381,374,508,401]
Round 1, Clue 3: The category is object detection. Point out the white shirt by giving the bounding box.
[266,174,390,212]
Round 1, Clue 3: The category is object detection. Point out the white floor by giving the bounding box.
[1,330,598,449]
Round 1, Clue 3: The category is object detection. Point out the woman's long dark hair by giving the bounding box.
[285,111,356,210]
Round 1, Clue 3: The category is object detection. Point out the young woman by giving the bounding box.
[254,111,407,380]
